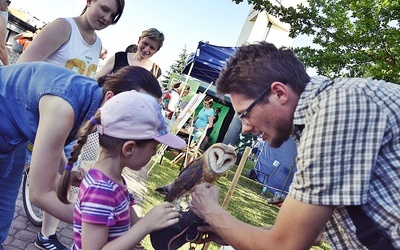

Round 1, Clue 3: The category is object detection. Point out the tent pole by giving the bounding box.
[203,81,213,94]
[183,61,195,84]
[203,146,251,250]
[222,146,251,208]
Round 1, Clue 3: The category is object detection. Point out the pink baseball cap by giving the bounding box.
[97,91,186,149]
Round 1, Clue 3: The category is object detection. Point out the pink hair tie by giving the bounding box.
[90,116,99,125]
[65,163,73,171]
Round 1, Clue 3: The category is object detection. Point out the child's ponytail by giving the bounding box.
[56,110,101,204]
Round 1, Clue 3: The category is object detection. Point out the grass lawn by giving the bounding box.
[140,150,332,250]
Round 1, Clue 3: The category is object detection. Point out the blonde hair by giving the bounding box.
[141,28,165,50]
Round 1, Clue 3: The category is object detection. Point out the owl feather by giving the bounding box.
[156,143,236,204]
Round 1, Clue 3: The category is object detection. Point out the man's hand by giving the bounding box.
[196,224,228,246]
[190,182,221,220]
[314,232,325,246]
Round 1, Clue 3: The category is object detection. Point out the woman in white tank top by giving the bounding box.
[16,1,125,249]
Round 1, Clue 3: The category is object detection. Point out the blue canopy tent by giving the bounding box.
[182,41,237,84]
[254,137,297,198]
[181,42,238,145]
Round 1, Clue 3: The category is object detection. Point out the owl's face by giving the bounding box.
[204,143,236,174]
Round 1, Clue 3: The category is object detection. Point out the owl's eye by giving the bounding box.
[224,159,234,165]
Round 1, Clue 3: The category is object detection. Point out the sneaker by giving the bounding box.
[35,232,68,250]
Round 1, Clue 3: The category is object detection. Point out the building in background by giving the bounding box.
[5,7,45,57]
[8,7,45,28]
[236,0,306,47]
[224,0,307,158]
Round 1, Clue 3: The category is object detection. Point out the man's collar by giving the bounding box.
[293,76,332,126]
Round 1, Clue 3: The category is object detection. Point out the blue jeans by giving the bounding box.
[0,142,26,244]
[63,140,75,159]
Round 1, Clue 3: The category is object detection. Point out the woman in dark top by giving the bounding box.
[95,28,164,81]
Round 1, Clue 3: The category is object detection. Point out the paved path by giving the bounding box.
[3,167,149,250]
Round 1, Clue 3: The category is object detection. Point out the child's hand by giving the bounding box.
[70,169,84,187]
[144,202,180,232]
[133,242,144,249]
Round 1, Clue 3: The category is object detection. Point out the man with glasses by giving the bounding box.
[0,0,10,66]
[190,42,399,249]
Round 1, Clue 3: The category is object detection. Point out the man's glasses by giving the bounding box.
[237,86,271,123]
[6,0,11,4]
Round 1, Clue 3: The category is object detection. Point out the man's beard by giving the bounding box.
[268,116,292,148]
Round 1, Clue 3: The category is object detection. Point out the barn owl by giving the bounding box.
[156,143,237,209]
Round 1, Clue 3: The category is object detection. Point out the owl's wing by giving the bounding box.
[164,157,204,202]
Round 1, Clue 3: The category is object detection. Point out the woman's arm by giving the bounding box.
[94,54,116,80]
[13,33,24,41]
[29,95,75,223]
[0,16,9,65]
[17,19,71,63]
[207,116,214,128]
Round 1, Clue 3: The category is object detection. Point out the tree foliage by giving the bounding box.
[162,45,189,85]
[233,0,400,83]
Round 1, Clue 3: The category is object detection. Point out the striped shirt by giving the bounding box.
[290,76,400,249]
[72,169,136,250]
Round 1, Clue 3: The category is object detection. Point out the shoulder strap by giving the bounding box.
[112,52,128,73]
[152,63,160,78]
[347,206,394,249]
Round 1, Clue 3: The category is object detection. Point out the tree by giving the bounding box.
[233,0,400,83]
[162,45,189,85]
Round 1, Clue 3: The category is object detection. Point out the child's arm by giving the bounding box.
[81,222,109,250]
[82,202,179,250]
[130,207,145,250]
[130,206,141,225]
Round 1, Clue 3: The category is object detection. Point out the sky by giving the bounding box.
[10,0,252,75]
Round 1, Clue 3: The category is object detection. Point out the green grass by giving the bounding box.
[140,151,331,250]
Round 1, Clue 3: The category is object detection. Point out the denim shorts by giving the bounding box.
[25,140,76,165]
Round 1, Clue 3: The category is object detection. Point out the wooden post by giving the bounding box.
[203,146,251,249]
[222,146,251,209]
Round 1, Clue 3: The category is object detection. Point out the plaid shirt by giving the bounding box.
[290,76,400,249]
